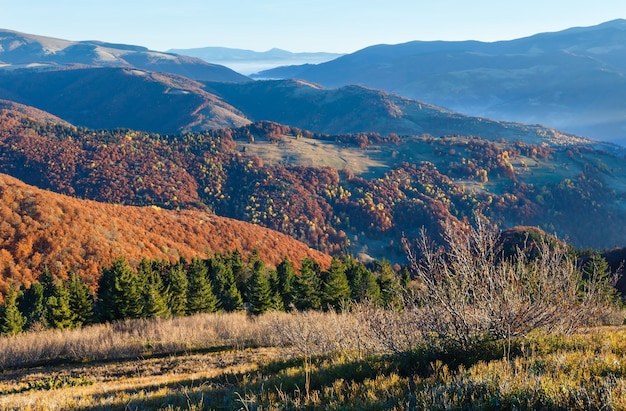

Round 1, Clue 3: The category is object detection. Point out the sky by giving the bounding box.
[1,0,625,53]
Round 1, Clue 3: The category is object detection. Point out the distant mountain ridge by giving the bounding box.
[167,46,343,63]
[0,68,251,133]
[0,29,250,83]
[0,64,595,147]
[204,79,593,147]
[254,19,626,144]
[167,46,343,75]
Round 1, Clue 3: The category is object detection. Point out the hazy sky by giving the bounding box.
[1,0,625,53]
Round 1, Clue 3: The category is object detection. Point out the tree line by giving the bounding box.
[0,251,409,336]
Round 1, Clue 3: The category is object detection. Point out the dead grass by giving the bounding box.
[0,312,278,370]
[1,310,626,410]
[238,137,389,177]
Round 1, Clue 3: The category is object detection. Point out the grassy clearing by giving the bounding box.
[238,137,389,177]
[0,310,625,410]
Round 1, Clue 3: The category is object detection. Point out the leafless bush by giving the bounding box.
[268,310,373,357]
[404,217,621,351]
[351,302,422,354]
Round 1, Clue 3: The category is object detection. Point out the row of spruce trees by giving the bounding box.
[0,250,410,336]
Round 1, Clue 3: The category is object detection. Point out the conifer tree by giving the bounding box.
[321,258,351,311]
[142,270,171,319]
[68,272,94,326]
[267,269,284,311]
[0,284,26,336]
[242,248,263,303]
[400,266,412,289]
[345,258,381,304]
[167,262,188,316]
[46,281,76,329]
[209,257,243,311]
[97,258,143,321]
[39,266,56,300]
[19,282,48,329]
[582,254,619,302]
[115,260,144,319]
[229,249,248,300]
[247,260,273,315]
[376,260,404,310]
[186,259,219,314]
[293,258,322,310]
[276,256,296,310]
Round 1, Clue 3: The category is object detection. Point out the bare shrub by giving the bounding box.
[404,217,621,351]
[351,302,422,354]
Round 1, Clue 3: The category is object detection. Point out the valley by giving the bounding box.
[0,20,626,410]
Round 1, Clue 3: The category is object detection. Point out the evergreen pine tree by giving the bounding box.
[46,281,76,329]
[241,248,262,303]
[115,259,144,319]
[19,282,48,329]
[582,254,618,302]
[229,249,248,301]
[142,269,171,319]
[321,258,351,311]
[267,269,284,311]
[68,272,94,327]
[276,257,296,311]
[97,258,143,321]
[377,260,404,310]
[39,267,56,297]
[167,262,188,316]
[209,257,243,311]
[293,258,322,310]
[400,266,412,289]
[97,259,117,322]
[0,284,26,336]
[186,259,219,314]
[247,260,273,315]
[345,258,381,304]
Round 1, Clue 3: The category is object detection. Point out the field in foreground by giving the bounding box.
[1,310,626,410]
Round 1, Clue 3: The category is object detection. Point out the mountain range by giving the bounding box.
[0,29,249,83]
[1,23,626,285]
[254,19,626,145]
[167,46,343,75]
[0,63,594,147]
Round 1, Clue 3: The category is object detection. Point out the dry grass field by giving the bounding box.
[1,309,626,410]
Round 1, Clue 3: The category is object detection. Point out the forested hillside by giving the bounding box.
[0,172,329,296]
[1,105,626,262]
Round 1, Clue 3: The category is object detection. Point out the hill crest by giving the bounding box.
[0,28,250,83]
[0,172,330,294]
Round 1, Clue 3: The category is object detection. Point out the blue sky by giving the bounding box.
[1,0,625,53]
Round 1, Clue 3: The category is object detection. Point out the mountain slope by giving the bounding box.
[255,20,626,144]
[2,103,626,262]
[0,29,250,83]
[0,62,589,144]
[204,79,590,146]
[0,68,251,133]
[0,172,330,294]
